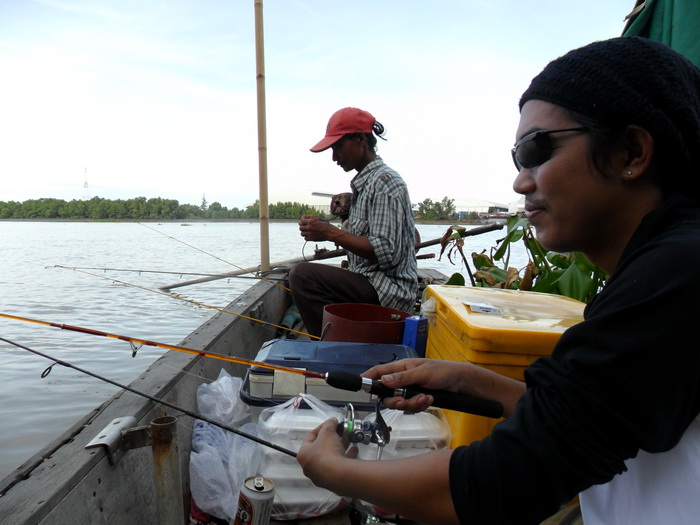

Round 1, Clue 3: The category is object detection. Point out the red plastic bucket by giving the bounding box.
[321,303,410,344]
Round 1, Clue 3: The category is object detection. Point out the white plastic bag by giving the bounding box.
[189,421,263,520]
[195,368,251,427]
[189,369,263,521]
[258,394,349,520]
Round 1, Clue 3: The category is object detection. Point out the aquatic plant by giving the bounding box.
[439,215,607,303]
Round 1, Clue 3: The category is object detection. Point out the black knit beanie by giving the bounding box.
[520,36,700,184]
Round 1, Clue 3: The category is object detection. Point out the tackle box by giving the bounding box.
[239,338,418,421]
[423,285,585,446]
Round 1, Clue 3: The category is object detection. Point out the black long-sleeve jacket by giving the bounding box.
[450,194,700,524]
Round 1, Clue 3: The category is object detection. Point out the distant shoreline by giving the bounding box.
[0,218,484,225]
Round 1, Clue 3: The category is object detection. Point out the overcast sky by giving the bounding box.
[0,1,634,209]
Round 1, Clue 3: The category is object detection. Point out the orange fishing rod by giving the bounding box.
[0,312,325,379]
[0,312,505,418]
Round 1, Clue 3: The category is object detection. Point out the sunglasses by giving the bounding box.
[511,127,587,170]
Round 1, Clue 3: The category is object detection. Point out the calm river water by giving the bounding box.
[0,220,524,480]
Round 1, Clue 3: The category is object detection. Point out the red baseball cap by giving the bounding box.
[310,107,376,152]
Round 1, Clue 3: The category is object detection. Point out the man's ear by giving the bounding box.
[622,125,654,180]
[354,132,368,148]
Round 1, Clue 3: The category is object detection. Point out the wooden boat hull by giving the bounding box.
[0,269,447,524]
[0,278,290,524]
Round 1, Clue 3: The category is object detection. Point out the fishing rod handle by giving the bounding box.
[325,371,503,419]
[402,385,503,419]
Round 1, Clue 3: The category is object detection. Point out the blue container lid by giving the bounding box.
[251,338,418,376]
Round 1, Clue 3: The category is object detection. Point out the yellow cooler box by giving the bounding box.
[423,285,585,447]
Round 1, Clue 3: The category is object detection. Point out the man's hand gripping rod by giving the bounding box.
[325,370,504,418]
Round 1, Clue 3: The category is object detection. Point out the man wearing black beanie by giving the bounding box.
[520,36,700,196]
[298,36,700,525]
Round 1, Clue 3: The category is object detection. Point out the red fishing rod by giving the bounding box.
[0,312,503,418]
[0,312,325,379]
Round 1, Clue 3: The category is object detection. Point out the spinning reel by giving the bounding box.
[336,400,391,460]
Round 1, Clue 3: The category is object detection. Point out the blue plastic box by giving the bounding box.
[402,316,428,357]
[240,338,418,419]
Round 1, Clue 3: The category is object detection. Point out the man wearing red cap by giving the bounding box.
[289,107,418,337]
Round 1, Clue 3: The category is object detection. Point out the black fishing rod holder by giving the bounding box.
[86,415,185,525]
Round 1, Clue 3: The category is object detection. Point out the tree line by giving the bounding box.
[0,195,474,221]
[0,197,323,220]
[415,197,483,222]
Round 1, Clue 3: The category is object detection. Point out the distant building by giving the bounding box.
[451,198,508,216]
[450,197,527,222]
[312,204,331,215]
[508,196,525,214]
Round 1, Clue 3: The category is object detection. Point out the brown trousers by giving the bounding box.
[289,262,380,337]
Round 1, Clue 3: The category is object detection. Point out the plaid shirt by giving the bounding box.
[348,156,418,312]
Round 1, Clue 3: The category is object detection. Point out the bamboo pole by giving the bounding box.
[254,0,270,271]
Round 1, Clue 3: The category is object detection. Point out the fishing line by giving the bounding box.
[0,336,298,458]
[52,265,226,278]
[0,312,325,378]
[137,222,291,293]
[52,266,317,340]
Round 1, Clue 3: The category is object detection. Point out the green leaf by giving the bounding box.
[493,229,522,260]
[445,272,466,286]
[436,217,607,303]
[475,266,510,282]
[553,264,595,302]
[472,253,494,268]
[546,252,571,269]
[531,269,565,294]
[506,215,528,232]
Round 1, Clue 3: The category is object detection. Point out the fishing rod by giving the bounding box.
[0,336,298,458]
[138,221,245,269]
[160,222,506,291]
[53,265,231,278]
[138,222,291,293]
[0,336,425,522]
[0,312,323,377]
[416,221,504,250]
[160,249,347,291]
[52,266,317,340]
[0,312,504,419]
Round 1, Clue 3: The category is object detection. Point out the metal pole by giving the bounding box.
[254,0,270,271]
[150,416,185,525]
